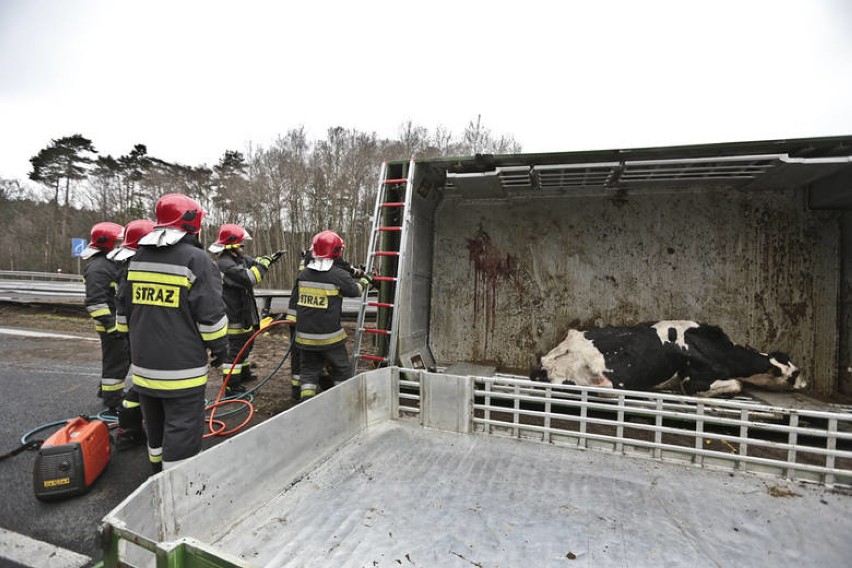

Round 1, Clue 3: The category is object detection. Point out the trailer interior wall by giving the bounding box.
[397,171,845,395]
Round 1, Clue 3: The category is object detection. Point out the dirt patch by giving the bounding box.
[0,303,98,335]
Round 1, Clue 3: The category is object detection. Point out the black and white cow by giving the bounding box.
[530,320,805,398]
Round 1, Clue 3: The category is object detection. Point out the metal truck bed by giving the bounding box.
[101,368,852,568]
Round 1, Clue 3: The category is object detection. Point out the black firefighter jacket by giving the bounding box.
[216,252,267,331]
[116,235,228,397]
[288,264,365,351]
[83,252,119,333]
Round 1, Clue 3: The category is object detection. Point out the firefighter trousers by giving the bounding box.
[300,343,351,398]
[99,331,129,409]
[225,328,255,386]
[138,392,205,470]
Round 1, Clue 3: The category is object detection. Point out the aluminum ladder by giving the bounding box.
[352,160,415,371]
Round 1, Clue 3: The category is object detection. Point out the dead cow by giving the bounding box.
[530,320,805,398]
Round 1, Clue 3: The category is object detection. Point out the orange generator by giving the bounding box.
[33,416,110,501]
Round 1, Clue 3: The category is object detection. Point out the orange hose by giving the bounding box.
[204,320,291,438]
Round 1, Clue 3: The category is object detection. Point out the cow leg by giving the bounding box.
[651,374,681,392]
[529,363,548,382]
[738,373,792,391]
[693,379,743,398]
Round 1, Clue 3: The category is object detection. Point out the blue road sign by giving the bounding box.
[71,238,87,257]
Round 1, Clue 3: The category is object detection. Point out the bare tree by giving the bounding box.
[117,145,154,219]
[459,115,522,155]
[28,134,97,269]
[88,155,121,216]
[211,150,250,227]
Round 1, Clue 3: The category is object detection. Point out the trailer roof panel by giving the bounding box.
[426,136,852,204]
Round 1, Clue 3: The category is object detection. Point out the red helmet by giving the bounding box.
[122,219,155,250]
[311,230,345,259]
[214,224,252,248]
[88,222,124,251]
[154,193,205,234]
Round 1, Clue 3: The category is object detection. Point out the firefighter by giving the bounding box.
[287,230,373,402]
[286,247,367,402]
[108,218,155,448]
[81,221,127,415]
[116,194,228,474]
[208,223,283,393]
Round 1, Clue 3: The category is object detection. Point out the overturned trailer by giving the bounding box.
[355,135,852,400]
[101,138,852,567]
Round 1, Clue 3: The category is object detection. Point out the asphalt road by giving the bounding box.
[0,327,259,568]
[0,329,143,567]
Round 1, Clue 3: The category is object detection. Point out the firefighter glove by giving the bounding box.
[359,274,374,289]
[257,255,273,268]
[270,250,285,264]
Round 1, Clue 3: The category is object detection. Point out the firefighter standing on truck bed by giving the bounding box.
[107,218,155,449]
[81,221,127,416]
[116,193,228,474]
[208,223,283,393]
[287,230,373,402]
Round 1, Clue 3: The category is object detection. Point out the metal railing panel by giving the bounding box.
[391,370,852,488]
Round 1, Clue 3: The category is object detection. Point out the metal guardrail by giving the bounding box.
[393,369,852,489]
[0,276,372,319]
[245,290,376,320]
[0,270,82,281]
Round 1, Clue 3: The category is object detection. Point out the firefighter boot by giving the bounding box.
[223,366,245,395]
[300,382,317,402]
[291,375,301,403]
[241,365,258,384]
[115,405,147,451]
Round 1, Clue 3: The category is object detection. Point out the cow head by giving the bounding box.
[768,352,806,390]
[739,351,806,391]
[533,330,613,388]
[529,364,582,386]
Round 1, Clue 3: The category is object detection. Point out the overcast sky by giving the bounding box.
[2,0,851,183]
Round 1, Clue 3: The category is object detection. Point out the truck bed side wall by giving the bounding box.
[103,369,397,565]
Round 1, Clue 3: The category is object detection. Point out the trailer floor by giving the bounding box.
[216,420,851,568]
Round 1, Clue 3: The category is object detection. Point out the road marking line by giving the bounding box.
[0,328,98,341]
